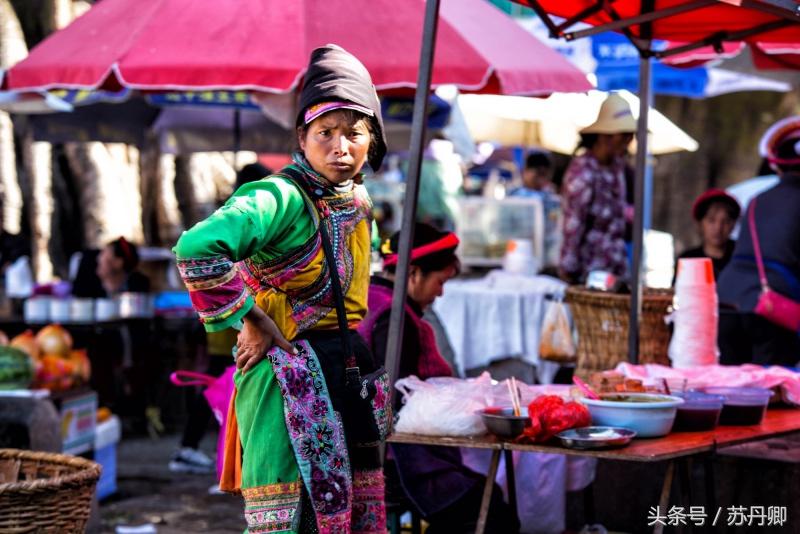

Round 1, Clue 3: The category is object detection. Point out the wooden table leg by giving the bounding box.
[654,461,675,534]
[504,449,518,522]
[476,449,502,534]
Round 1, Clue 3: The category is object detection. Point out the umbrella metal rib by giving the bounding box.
[565,0,716,40]
[655,19,795,59]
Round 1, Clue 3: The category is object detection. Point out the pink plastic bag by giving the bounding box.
[170,366,236,478]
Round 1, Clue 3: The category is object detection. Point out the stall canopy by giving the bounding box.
[517,0,800,54]
[0,0,591,155]
[507,0,800,362]
[458,89,699,155]
[1,0,590,97]
[522,21,792,96]
[664,40,800,70]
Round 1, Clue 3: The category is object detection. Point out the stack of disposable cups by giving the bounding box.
[668,258,719,368]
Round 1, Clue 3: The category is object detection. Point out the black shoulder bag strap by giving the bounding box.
[278,168,361,387]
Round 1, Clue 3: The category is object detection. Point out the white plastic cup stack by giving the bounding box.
[502,239,539,276]
[668,258,719,368]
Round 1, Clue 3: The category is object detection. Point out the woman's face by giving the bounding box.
[593,133,633,163]
[407,264,458,310]
[699,203,736,249]
[96,245,122,279]
[298,110,372,185]
[610,132,634,156]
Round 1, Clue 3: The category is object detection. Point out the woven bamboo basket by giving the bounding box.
[0,449,101,533]
[565,286,673,379]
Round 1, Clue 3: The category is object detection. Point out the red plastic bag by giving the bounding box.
[520,395,591,443]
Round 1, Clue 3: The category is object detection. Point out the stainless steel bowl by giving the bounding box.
[479,408,530,439]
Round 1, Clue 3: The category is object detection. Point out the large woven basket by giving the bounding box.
[565,286,673,378]
[0,449,101,533]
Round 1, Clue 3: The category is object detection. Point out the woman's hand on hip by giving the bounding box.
[236,306,296,374]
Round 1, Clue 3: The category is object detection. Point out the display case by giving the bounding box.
[454,196,554,268]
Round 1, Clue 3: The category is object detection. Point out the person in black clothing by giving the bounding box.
[360,223,520,534]
[96,237,150,296]
[717,117,800,366]
[675,189,740,282]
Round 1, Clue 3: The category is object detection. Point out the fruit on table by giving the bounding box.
[35,324,73,358]
[66,349,91,383]
[10,330,40,360]
[37,353,76,391]
[0,330,9,346]
[0,346,35,389]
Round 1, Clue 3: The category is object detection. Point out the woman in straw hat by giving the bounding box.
[716,116,800,367]
[174,44,388,532]
[559,93,635,284]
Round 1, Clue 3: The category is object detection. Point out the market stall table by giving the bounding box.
[389,408,800,534]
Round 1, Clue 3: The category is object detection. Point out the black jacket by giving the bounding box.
[718,174,800,311]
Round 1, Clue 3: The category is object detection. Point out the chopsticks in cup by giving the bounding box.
[508,377,522,416]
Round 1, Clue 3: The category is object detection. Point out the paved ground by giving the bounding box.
[95,433,245,534]
[93,430,800,533]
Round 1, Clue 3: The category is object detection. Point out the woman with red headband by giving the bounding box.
[358,223,519,534]
[96,237,150,297]
[716,116,800,366]
[674,189,740,283]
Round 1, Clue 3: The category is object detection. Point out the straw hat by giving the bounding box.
[580,93,637,135]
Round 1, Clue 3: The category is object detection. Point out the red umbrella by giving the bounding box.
[512,0,800,363]
[664,41,800,70]
[517,0,800,47]
[3,0,590,96]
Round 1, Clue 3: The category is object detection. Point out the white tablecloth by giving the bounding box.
[432,270,566,378]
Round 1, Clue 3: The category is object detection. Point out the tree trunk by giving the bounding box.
[175,153,237,227]
[21,133,54,282]
[51,0,71,30]
[156,153,183,246]
[0,0,28,235]
[64,142,145,248]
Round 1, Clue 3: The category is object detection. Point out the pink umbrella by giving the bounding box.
[3,0,590,96]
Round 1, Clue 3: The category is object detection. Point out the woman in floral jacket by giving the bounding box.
[559,93,635,283]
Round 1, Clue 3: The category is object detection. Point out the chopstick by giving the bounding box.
[508,377,522,416]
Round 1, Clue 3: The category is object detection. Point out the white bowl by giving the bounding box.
[580,393,684,438]
[94,298,119,322]
[48,298,71,323]
[69,298,94,322]
[24,297,51,323]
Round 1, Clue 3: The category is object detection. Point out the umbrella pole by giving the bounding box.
[628,55,652,364]
[385,0,441,400]
[233,108,242,171]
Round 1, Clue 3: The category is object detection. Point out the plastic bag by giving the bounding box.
[394,373,493,436]
[539,300,576,363]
